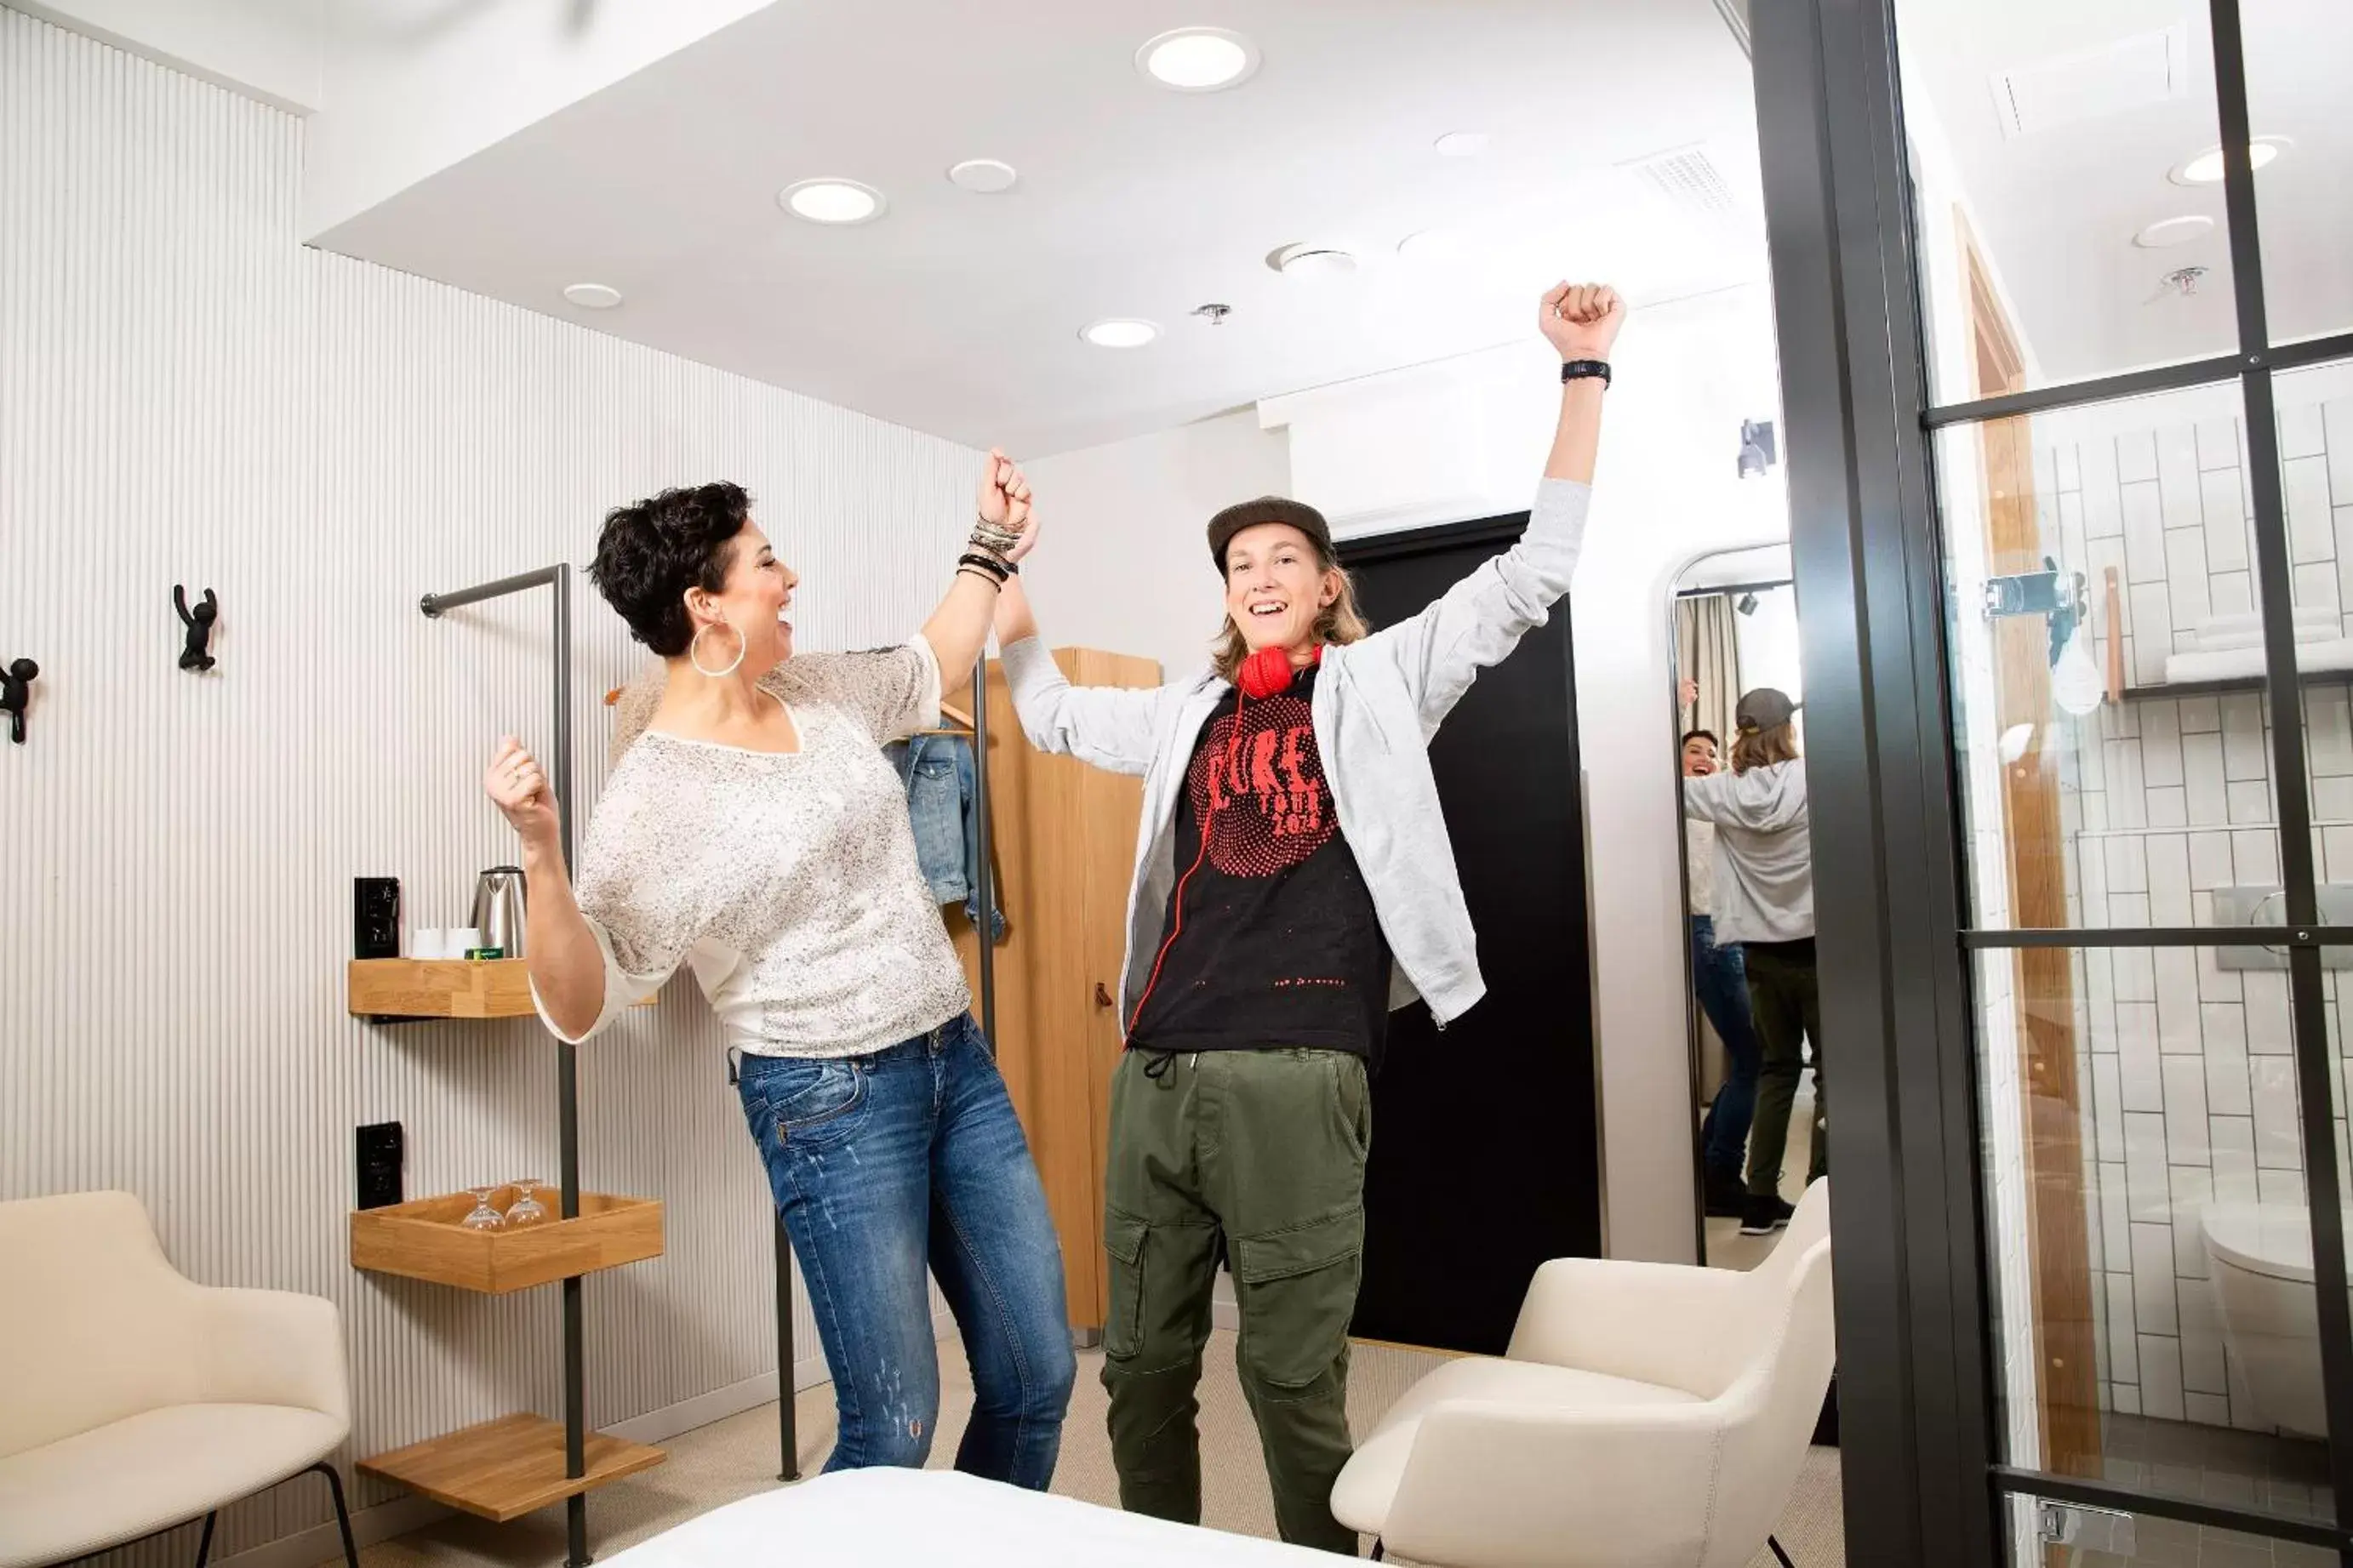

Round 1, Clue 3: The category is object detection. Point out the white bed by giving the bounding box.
[598,1468,1344,1567]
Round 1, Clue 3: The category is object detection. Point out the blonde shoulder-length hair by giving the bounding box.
[1731,721,1802,775]
[1208,554,1374,682]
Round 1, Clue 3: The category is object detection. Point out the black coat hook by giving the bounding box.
[174,585,219,672]
[2,659,36,745]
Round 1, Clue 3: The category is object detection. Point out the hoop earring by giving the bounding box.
[689,618,745,678]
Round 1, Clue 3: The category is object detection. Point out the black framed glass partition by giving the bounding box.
[1750,0,2353,1561]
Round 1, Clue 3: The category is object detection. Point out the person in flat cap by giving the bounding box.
[1684,684,1820,1239]
[986,282,1625,1550]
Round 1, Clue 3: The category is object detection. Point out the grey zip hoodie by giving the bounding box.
[1682,758,1813,944]
[1002,479,1591,1027]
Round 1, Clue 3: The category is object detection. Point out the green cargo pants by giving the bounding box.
[1100,1046,1370,1555]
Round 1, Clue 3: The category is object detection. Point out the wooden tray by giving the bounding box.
[351,1189,662,1292]
[357,1412,665,1521]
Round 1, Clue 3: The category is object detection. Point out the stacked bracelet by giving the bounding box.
[970,512,1025,558]
[957,552,1011,585]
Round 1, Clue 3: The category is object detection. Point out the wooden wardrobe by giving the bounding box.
[944,647,1162,1331]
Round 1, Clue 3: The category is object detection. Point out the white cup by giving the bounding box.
[449,927,483,957]
[411,928,446,960]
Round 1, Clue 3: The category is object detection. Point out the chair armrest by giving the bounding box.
[1508,1257,1751,1386]
[1382,1400,1730,1567]
[197,1286,350,1428]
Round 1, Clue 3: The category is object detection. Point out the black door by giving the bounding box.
[1341,514,1599,1354]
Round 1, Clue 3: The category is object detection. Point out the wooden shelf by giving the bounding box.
[346,958,654,1022]
[357,1413,665,1522]
[348,958,533,1019]
[351,1189,662,1292]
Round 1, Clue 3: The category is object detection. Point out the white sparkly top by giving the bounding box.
[534,636,971,1058]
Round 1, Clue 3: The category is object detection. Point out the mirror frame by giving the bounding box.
[1666,544,1796,1265]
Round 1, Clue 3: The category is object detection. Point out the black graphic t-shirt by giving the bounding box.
[1127,666,1392,1059]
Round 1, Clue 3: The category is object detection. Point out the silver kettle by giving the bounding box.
[471,866,528,959]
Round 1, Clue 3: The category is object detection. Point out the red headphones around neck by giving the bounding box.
[1237,641,1322,700]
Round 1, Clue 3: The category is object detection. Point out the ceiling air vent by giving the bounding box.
[1625,145,1735,218]
[1989,24,2189,139]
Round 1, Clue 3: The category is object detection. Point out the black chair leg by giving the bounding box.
[193,1512,218,1568]
[1768,1534,1796,1567]
[1368,1542,1385,1562]
[308,1462,362,1568]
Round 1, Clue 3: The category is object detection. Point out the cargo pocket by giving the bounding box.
[1102,1207,1150,1361]
[1231,1206,1365,1389]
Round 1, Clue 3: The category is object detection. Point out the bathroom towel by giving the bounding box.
[2162,637,2353,686]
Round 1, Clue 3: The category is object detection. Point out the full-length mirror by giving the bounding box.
[1671,544,1815,1269]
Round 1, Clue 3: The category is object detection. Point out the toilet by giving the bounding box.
[2201,1201,2342,1436]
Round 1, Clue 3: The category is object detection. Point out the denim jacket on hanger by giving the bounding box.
[882,733,1008,942]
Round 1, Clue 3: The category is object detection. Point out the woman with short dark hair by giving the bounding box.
[481,457,1076,1487]
[1682,726,1763,1218]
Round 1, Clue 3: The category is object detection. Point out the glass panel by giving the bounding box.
[2243,3,2353,348]
[1940,384,2278,930]
[1892,0,2238,406]
[1975,948,2333,1526]
[2000,1491,2333,1566]
[2276,363,2353,902]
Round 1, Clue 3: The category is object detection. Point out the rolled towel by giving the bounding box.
[2182,608,2342,652]
[2163,636,2353,686]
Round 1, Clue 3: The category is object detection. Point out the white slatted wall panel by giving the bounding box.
[0,9,976,1561]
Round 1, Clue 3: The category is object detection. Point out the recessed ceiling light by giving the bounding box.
[2133,214,2216,248]
[2170,136,2290,185]
[563,282,621,309]
[1267,242,1359,279]
[947,158,1019,194]
[1081,318,1159,349]
[1396,229,1472,262]
[779,178,887,225]
[1433,131,1490,158]
[1136,27,1259,92]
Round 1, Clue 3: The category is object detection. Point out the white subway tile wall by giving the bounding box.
[2015,390,2353,1434]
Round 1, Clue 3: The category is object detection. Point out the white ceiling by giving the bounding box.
[1898,0,2353,394]
[311,0,1768,457]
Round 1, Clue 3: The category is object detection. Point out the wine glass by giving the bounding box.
[460,1186,505,1229]
[505,1180,549,1227]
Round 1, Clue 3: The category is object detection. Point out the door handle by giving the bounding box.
[1094,983,1114,1009]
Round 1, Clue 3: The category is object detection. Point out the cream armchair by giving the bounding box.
[0,1191,359,1568]
[1333,1182,1834,1568]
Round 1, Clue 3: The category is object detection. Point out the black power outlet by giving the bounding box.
[355,876,401,960]
[357,1122,404,1210]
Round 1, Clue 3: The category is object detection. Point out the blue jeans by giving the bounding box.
[736,1013,1075,1488]
[1691,916,1762,1181]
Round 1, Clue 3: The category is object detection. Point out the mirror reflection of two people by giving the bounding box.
[1682,681,1822,1240]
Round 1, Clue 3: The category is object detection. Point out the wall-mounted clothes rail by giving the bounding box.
[418,565,599,1566]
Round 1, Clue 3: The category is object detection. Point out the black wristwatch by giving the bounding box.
[1561,359,1612,387]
